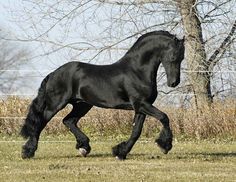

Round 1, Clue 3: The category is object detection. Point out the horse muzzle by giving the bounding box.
[167,79,180,88]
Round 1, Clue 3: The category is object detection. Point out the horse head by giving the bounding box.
[161,38,185,87]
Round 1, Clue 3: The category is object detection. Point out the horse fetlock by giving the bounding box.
[112,141,128,160]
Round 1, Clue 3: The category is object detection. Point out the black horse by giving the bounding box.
[20,31,185,160]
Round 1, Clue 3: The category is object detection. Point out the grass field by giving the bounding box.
[0,135,235,182]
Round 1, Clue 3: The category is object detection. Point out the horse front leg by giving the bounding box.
[139,102,173,154]
[112,113,146,160]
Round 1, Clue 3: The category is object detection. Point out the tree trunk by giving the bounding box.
[176,0,213,109]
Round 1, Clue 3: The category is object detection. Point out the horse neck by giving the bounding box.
[124,48,162,84]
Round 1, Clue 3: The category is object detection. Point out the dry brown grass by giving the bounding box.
[0,97,235,140]
[169,100,236,139]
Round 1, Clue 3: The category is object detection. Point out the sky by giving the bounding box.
[0,0,235,101]
[0,0,172,95]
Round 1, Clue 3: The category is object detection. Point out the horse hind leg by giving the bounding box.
[63,102,92,157]
[21,100,67,159]
[21,109,55,159]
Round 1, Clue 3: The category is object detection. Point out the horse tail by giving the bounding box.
[20,75,50,139]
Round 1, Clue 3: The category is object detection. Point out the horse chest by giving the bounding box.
[126,81,157,104]
[141,85,157,103]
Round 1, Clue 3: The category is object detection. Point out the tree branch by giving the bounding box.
[96,0,174,6]
[207,19,236,70]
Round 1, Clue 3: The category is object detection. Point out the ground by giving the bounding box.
[0,135,235,182]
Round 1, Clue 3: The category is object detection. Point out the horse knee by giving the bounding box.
[159,113,168,122]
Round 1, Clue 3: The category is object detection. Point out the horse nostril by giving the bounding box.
[170,79,180,87]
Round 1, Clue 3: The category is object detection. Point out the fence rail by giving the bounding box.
[0,116,90,119]
[0,93,198,96]
[0,70,236,73]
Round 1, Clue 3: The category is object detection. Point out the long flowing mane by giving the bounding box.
[127,31,178,54]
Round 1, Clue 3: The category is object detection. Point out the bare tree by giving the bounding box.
[175,0,235,108]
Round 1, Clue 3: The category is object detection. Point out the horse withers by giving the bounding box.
[20,31,185,160]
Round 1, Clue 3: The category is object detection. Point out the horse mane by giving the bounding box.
[126,31,178,54]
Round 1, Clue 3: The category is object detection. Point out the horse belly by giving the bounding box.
[78,84,131,109]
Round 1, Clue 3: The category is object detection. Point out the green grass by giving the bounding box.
[0,135,235,182]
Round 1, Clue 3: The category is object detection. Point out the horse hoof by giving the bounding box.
[115,156,121,160]
[79,148,88,157]
[159,147,168,154]
[22,153,34,159]
[115,156,125,161]
[21,147,35,159]
[156,142,169,154]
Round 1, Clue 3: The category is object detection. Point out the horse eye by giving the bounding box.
[170,57,176,62]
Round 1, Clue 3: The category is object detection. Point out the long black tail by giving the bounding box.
[20,75,50,139]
